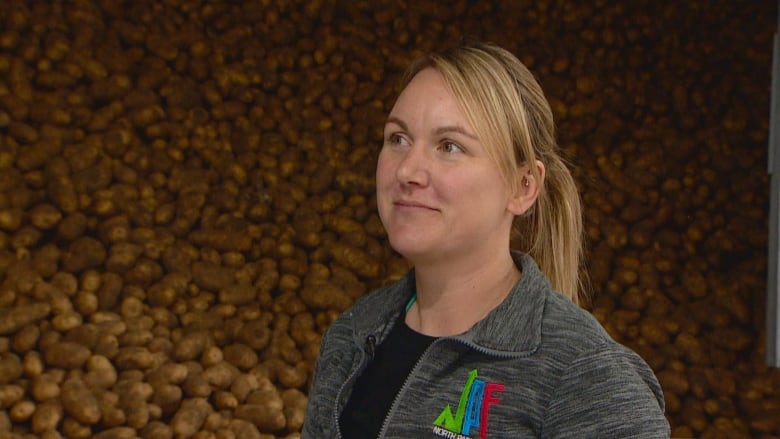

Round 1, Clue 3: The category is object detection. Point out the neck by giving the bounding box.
[405,250,520,337]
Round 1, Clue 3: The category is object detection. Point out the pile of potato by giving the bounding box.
[0,0,778,437]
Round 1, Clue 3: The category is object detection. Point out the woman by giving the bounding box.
[303,42,670,438]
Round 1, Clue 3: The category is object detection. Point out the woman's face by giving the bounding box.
[376,68,522,265]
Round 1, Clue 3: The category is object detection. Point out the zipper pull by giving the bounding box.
[365,334,376,361]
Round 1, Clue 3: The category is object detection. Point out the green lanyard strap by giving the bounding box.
[404,294,417,313]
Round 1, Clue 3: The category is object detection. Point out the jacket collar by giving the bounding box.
[348,252,549,355]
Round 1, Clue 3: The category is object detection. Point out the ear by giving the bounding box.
[507,160,545,216]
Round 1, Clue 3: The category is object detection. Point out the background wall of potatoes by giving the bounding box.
[0,1,778,438]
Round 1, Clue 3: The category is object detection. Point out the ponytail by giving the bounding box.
[513,154,584,303]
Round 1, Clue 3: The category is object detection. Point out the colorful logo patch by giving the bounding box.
[432,369,505,439]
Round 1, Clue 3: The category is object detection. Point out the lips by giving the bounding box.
[394,199,438,211]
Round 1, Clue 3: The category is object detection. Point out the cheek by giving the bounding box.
[453,171,509,207]
[375,151,395,189]
[375,152,400,226]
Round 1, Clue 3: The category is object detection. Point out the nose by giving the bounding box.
[395,145,429,188]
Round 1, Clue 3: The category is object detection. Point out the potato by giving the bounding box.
[281,389,307,432]
[191,261,235,292]
[219,283,257,306]
[170,397,211,437]
[234,403,286,433]
[125,401,150,429]
[0,353,23,384]
[84,354,118,389]
[93,427,137,439]
[30,203,62,229]
[23,350,44,377]
[215,390,238,410]
[42,341,91,369]
[10,399,36,422]
[300,282,352,312]
[60,377,101,424]
[31,374,61,402]
[173,330,211,362]
[229,419,263,439]
[52,310,83,332]
[182,372,212,398]
[150,383,182,416]
[31,399,64,433]
[114,346,155,370]
[202,361,240,389]
[61,236,106,272]
[62,417,93,439]
[114,379,153,407]
[0,207,25,232]
[657,368,690,397]
[0,384,25,409]
[0,303,51,335]
[223,343,258,371]
[106,242,144,273]
[276,362,308,390]
[230,373,260,403]
[56,212,87,241]
[141,421,173,439]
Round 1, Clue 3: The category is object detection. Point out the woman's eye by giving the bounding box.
[440,141,463,154]
[386,133,407,146]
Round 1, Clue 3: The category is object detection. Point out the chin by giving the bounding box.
[389,240,451,266]
[387,236,430,261]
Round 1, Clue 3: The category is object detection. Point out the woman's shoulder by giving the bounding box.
[538,293,669,435]
[538,289,631,361]
[538,289,666,399]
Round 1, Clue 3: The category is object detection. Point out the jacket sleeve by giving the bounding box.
[540,343,671,438]
[302,314,362,439]
[302,325,338,439]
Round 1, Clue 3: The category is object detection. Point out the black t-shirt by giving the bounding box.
[339,312,437,439]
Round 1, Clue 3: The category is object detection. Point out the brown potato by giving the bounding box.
[170,397,212,437]
[60,377,101,424]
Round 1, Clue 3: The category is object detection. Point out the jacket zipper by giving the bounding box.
[377,337,439,438]
[334,334,376,439]
[451,336,531,360]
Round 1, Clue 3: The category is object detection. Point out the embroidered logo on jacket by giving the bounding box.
[432,369,505,439]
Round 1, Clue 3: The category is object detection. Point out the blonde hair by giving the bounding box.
[401,42,585,303]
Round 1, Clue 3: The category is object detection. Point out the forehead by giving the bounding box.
[401,67,448,93]
[389,68,471,127]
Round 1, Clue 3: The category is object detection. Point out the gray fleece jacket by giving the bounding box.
[303,253,670,438]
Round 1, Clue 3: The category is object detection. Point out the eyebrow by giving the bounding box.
[385,116,408,131]
[385,116,478,140]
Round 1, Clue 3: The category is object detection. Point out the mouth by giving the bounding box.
[394,200,438,211]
